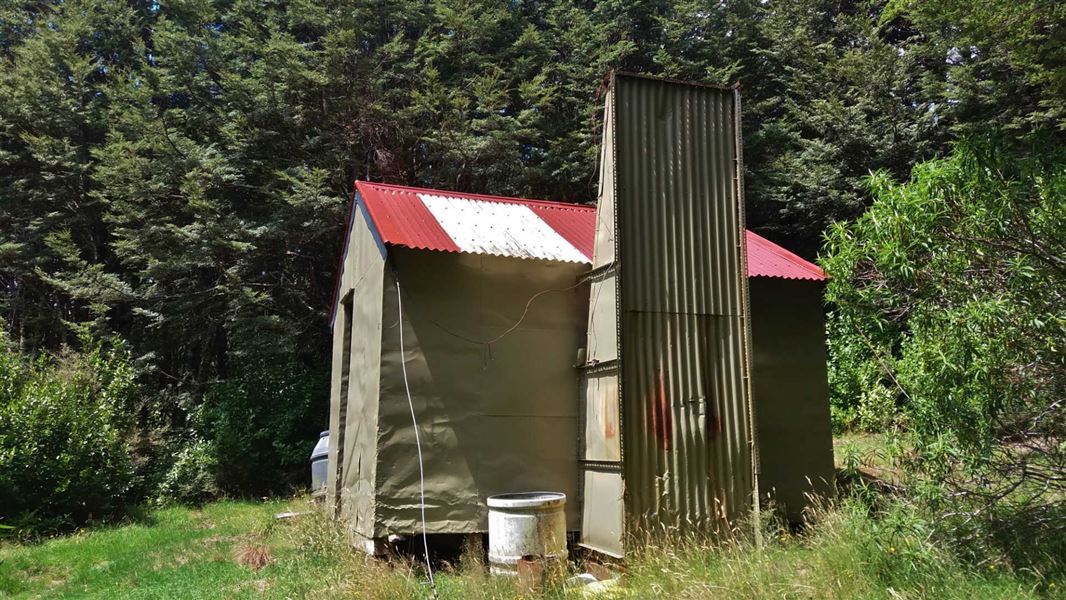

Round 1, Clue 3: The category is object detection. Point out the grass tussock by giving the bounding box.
[234,543,273,572]
[621,499,1058,600]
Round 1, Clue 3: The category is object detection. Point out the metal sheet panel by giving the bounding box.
[585,268,618,363]
[419,194,589,263]
[357,182,461,253]
[580,73,756,548]
[579,82,625,554]
[582,371,621,462]
[614,75,743,316]
[580,471,625,557]
[592,89,617,267]
[535,204,596,262]
[746,230,826,280]
[621,312,752,527]
[354,181,595,262]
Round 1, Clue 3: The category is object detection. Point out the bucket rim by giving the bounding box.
[486,492,566,509]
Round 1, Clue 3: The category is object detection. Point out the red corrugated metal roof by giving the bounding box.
[744,230,826,281]
[356,182,462,254]
[352,181,824,281]
[355,181,595,262]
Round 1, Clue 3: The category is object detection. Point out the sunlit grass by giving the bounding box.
[620,499,1053,599]
[0,500,292,599]
[0,496,1060,599]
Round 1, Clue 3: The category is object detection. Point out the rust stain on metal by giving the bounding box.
[603,390,616,440]
[649,365,672,450]
[707,404,721,440]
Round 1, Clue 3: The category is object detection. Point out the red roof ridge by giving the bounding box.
[348,180,826,281]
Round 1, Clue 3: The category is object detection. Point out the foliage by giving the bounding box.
[149,361,327,504]
[153,438,220,507]
[3,0,1026,383]
[886,0,1066,134]
[198,362,328,496]
[823,137,1065,547]
[0,330,136,532]
[624,498,1056,599]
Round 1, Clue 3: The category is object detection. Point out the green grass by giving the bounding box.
[833,431,906,483]
[0,500,295,599]
[621,500,1057,600]
[1,497,1061,599]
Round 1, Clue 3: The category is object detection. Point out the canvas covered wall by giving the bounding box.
[327,201,386,540]
[749,277,835,522]
[371,248,588,537]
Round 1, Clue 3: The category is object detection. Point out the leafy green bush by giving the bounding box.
[144,359,327,505]
[0,332,136,531]
[196,361,327,496]
[154,438,220,506]
[822,137,1065,552]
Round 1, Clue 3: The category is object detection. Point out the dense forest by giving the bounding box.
[0,0,1063,572]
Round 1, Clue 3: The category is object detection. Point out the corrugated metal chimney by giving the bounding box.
[578,72,757,557]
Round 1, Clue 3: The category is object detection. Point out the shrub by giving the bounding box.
[621,496,1050,599]
[0,332,136,531]
[196,360,327,496]
[822,137,1065,555]
[154,438,220,506]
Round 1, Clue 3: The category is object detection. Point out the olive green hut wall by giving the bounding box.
[327,204,587,542]
[372,249,586,537]
[327,203,385,536]
[749,277,835,522]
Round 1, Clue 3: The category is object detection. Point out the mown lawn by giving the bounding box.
[0,500,303,599]
[1,495,1060,599]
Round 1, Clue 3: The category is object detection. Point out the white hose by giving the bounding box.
[395,278,438,598]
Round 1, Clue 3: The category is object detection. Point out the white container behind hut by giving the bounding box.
[310,431,329,495]
[487,492,567,575]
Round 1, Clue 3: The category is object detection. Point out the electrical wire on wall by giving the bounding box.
[428,278,588,353]
[394,277,438,600]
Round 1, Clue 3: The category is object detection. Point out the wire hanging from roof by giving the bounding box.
[394,277,438,600]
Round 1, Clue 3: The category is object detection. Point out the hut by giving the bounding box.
[326,182,593,548]
[326,180,833,551]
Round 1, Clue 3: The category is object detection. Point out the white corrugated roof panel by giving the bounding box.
[418,193,590,263]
